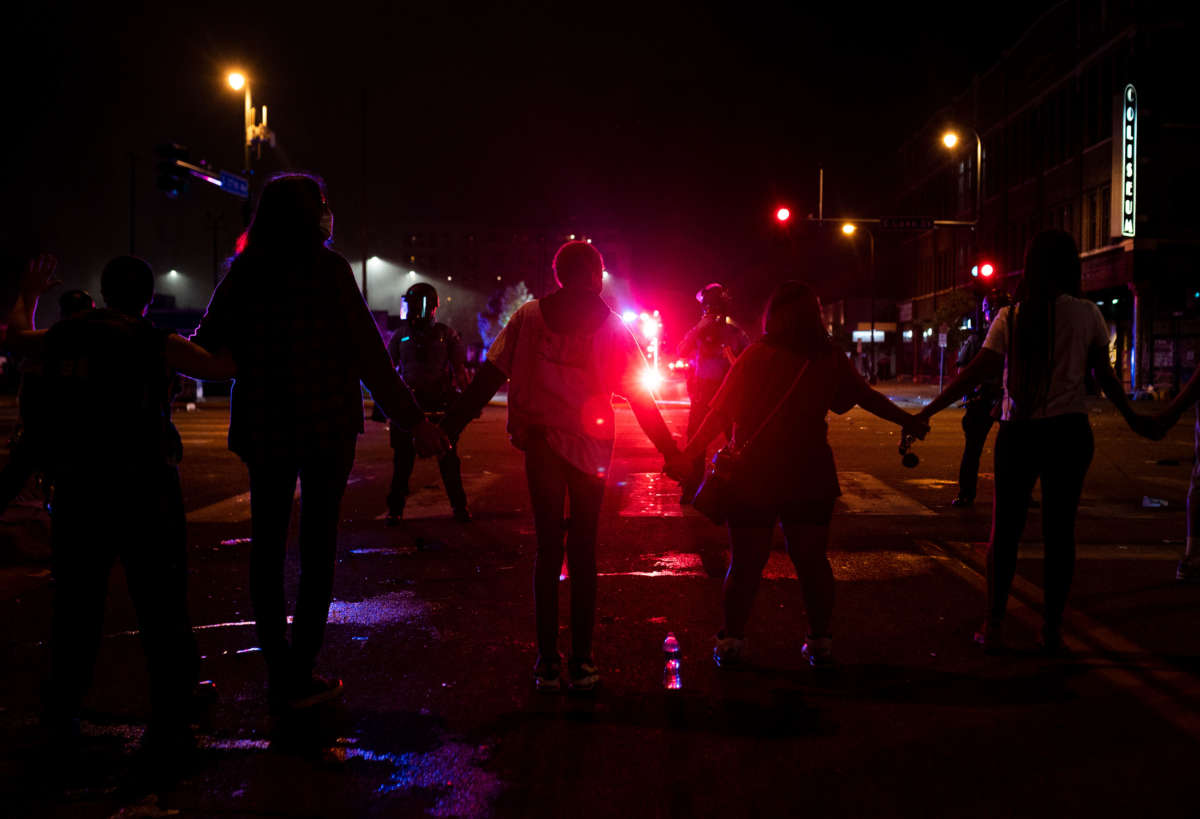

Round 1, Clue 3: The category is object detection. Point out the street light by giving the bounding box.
[841,222,877,384]
[940,128,982,225]
[226,70,275,182]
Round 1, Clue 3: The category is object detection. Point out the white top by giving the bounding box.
[982,295,1110,421]
[487,300,647,477]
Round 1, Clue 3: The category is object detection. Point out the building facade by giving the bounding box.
[890,1,1199,391]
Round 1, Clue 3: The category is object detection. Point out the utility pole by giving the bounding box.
[360,87,369,305]
[128,153,136,254]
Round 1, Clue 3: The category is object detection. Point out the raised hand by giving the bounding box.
[22,253,61,300]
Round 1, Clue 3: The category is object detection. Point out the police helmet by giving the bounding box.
[59,289,95,319]
[982,290,1010,323]
[696,283,731,317]
[404,282,439,322]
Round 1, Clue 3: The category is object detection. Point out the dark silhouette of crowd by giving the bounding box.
[4,173,1185,780]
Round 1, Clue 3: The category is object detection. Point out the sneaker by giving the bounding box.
[950,496,974,508]
[286,674,344,710]
[567,657,600,691]
[1176,559,1200,583]
[452,505,473,523]
[800,635,835,669]
[973,620,1005,655]
[712,632,746,668]
[532,656,562,693]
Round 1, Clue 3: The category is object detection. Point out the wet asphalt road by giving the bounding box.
[2,390,1200,818]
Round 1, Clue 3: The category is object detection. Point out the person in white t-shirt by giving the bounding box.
[918,230,1158,654]
[441,241,681,692]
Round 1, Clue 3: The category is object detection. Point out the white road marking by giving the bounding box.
[837,472,936,516]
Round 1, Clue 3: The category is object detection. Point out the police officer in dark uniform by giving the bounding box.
[9,255,233,754]
[677,283,749,498]
[952,291,1010,507]
[385,283,472,523]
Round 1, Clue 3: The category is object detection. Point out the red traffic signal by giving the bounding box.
[971,262,996,279]
[775,207,791,223]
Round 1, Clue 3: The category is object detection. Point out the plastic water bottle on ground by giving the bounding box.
[663,632,682,690]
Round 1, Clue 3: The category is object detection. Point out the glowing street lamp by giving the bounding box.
[940,128,982,224]
[226,70,276,178]
[841,222,877,384]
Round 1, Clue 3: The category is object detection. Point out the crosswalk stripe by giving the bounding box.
[836,471,936,516]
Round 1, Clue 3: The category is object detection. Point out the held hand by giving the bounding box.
[1130,413,1167,442]
[413,418,450,457]
[903,413,931,441]
[22,254,61,300]
[663,450,692,483]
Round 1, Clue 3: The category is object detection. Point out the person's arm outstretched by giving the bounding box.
[1090,345,1161,440]
[917,348,1004,420]
[5,254,61,354]
[1156,367,1200,435]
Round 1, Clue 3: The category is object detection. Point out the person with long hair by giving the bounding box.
[918,229,1158,653]
[192,173,446,712]
[668,281,927,669]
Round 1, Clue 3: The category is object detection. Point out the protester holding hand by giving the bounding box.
[668,280,927,669]
[917,229,1159,654]
[191,173,446,712]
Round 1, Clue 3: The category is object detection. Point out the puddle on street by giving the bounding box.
[71,725,503,817]
[326,591,434,628]
[617,472,684,518]
[597,552,705,578]
[349,547,411,556]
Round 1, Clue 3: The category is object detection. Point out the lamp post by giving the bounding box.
[941,129,982,225]
[842,222,877,384]
[227,71,275,224]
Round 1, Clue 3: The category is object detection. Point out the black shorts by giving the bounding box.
[726,497,836,528]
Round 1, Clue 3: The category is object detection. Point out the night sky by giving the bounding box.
[6,0,1056,332]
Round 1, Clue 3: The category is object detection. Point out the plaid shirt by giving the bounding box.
[192,246,423,464]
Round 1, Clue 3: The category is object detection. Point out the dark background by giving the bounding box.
[4,0,1055,331]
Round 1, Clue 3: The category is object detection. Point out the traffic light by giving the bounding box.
[970,261,996,280]
[775,206,791,223]
[155,142,191,198]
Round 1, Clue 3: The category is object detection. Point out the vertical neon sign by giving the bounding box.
[1121,84,1137,237]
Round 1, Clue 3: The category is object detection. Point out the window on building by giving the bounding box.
[1100,185,1111,240]
[1084,190,1098,251]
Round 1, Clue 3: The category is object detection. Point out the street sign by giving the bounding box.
[937,333,948,349]
[880,217,935,231]
[219,170,250,199]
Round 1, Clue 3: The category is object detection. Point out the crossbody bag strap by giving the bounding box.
[736,358,812,455]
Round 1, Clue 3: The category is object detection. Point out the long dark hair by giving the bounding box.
[761,280,832,357]
[240,172,329,258]
[1006,229,1083,418]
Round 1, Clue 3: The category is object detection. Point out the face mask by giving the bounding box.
[319,210,334,240]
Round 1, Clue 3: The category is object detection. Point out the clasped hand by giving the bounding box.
[413,418,451,457]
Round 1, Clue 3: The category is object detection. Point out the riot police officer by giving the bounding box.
[386,283,472,523]
[952,290,1010,507]
[677,283,749,498]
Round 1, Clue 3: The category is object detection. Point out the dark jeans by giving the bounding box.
[957,400,996,501]
[247,443,356,685]
[724,501,836,639]
[525,431,606,662]
[387,426,467,513]
[46,465,198,730]
[686,378,729,479]
[988,414,1093,631]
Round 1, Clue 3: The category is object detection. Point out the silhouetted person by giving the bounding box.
[7,254,234,754]
[677,283,748,499]
[0,288,94,512]
[1150,369,1200,580]
[191,173,446,713]
[442,241,680,692]
[919,230,1158,654]
[951,291,1009,507]
[667,281,927,669]
[384,282,472,523]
